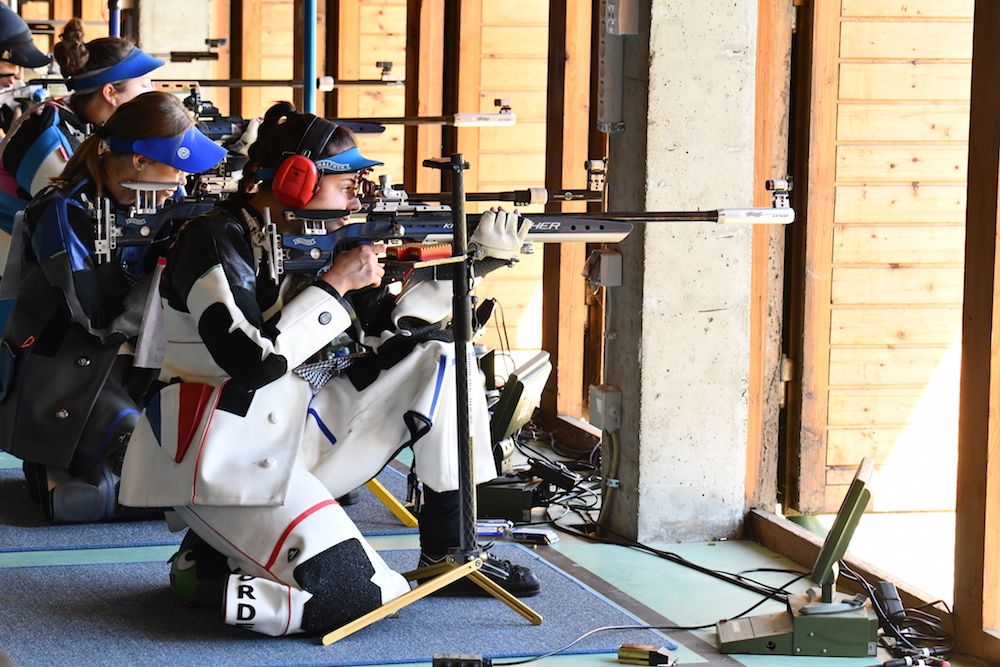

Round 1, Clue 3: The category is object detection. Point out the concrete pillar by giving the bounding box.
[602,0,758,543]
[137,1,215,84]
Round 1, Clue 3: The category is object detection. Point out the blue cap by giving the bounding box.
[108,126,228,173]
[65,46,163,92]
[0,6,50,68]
[314,147,382,174]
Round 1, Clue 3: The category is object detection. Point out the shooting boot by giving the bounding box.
[415,548,541,597]
[416,487,541,597]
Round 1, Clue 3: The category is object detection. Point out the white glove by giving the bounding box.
[469,208,531,260]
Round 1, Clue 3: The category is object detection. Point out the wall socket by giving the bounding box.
[589,384,623,431]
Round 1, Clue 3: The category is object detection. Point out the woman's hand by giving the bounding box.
[320,243,386,294]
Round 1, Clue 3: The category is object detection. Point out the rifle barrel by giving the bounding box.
[153,79,403,89]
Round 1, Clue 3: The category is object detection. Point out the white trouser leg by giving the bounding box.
[173,463,409,636]
[303,339,497,496]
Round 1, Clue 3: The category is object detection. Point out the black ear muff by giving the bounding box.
[271,116,339,208]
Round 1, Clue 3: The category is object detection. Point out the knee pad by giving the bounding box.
[221,539,408,636]
[45,464,119,523]
[294,538,384,634]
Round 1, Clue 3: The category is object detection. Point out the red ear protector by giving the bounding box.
[272,116,339,208]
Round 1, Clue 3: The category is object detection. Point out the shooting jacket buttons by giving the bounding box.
[76,357,91,367]
[55,409,69,419]
[259,457,277,468]
[267,412,279,424]
[318,311,332,325]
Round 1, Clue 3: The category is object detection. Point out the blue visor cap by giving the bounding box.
[109,126,228,173]
[314,147,383,174]
[66,46,163,91]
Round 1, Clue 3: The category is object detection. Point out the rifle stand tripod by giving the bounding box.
[321,154,543,646]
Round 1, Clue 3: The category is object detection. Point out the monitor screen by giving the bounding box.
[809,457,874,602]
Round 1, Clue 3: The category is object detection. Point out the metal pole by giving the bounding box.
[303,0,317,113]
[108,0,121,38]
[445,154,477,557]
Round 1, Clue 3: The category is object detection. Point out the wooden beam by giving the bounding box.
[324,0,340,117]
[404,0,444,191]
[954,1,1000,660]
[540,0,591,419]
[785,0,840,514]
[211,0,231,115]
[746,0,792,513]
[229,0,244,116]
[452,0,480,189]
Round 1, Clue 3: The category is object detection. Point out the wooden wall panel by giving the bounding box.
[830,307,962,345]
[840,0,973,17]
[337,0,407,196]
[838,103,970,142]
[836,146,969,182]
[798,0,972,518]
[473,251,544,352]
[828,387,957,425]
[833,225,966,264]
[840,21,973,59]
[829,346,961,386]
[482,0,548,23]
[454,0,551,354]
[840,63,972,101]
[834,185,967,224]
[831,267,964,304]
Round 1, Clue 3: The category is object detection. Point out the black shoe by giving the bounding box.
[416,549,541,598]
[169,530,231,607]
[336,487,362,506]
[22,462,43,503]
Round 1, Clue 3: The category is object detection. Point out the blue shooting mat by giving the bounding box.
[0,454,417,552]
[0,545,675,667]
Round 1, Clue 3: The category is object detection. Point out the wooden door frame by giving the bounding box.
[953,0,1000,657]
[746,0,793,513]
[540,0,592,422]
[784,0,839,515]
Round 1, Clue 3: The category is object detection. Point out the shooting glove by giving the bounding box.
[469,209,531,261]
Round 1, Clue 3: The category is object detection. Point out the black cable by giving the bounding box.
[838,562,954,656]
[543,517,798,603]
[491,574,806,666]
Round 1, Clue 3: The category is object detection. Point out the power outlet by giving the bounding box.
[589,384,622,431]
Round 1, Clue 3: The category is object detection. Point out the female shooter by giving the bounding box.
[118,101,538,637]
[0,17,164,330]
[0,91,226,523]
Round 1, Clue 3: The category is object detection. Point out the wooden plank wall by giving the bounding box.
[801,0,973,513]
[238,1,295,118]
[337,0,407,180]
[458,0,550,362]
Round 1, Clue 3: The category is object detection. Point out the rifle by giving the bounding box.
[90,179,795,281]
[89,182,215,264]
[259,196,793,282]
[0,82,52,134]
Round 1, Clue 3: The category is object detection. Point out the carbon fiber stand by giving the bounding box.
[322,154,542,646]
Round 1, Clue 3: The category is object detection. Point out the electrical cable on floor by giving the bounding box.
[500,421,800,603]
[489,575,807,666]
[838,562,954,656]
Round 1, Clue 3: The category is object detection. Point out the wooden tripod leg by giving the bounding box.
[364,478,419,527]
[322,557,544,645]
[465,570,543,625]
[322,560,479,645]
